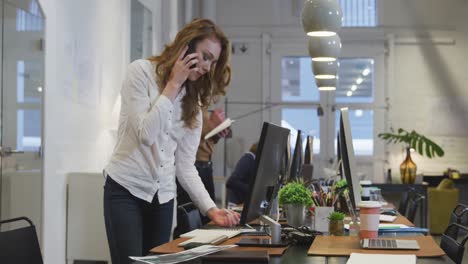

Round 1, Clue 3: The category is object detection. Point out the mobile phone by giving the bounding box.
[184,41,197,69]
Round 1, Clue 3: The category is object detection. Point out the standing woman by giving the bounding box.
[103,18,239,264]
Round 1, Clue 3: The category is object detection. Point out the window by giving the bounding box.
[280,57,375,156]
[339,0,377,27]
[281,57,320,153]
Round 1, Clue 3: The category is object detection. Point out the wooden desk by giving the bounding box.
[144,216,448,264]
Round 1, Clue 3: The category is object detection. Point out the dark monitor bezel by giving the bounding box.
[339,108,361,210]
[240,122,290,225]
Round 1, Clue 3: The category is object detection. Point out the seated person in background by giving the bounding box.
[226,143,257,205]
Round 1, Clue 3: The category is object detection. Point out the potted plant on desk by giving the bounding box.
[328,211,345,236]
[278,181,313,227]
[378,128,444,184]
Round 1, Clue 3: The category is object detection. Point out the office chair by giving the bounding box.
[440,223,468,264]
[405,192,425,226]
[0,216,43,264]
[173,202,202,239]
[398,186,416,215]
[451,203,468,226]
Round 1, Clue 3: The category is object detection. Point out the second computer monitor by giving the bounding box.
[240,122,290,225]
[339,108,361,210]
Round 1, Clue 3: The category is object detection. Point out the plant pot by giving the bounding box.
[400,148,417,184]
[328,219,344,236]
[284,204,305,227]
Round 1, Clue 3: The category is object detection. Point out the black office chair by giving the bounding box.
[451,203,468,226]
[0,217,43,264]
[405,192,425,225]
[440,223,468,264]
[398,186,416,215]
[173,202,202,239]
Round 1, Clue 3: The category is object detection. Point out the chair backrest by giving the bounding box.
[173,202,202,239]
[0,217,43,264]
[440,223,468,264]
[451,203,468,226]
[405,192,425,224]
[398,186,415,215]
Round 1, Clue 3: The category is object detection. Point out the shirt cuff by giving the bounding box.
[200,201,217,216]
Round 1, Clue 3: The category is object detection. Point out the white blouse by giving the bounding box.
[105,59,216,214]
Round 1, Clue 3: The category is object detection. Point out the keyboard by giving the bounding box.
[368,238,398,249]
[361,238,420,250]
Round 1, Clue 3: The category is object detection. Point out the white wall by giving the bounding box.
[381,0,468,175]
[41,0,129,263]
[212,0,468,180]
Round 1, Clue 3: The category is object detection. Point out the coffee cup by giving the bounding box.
[358,201,381,239]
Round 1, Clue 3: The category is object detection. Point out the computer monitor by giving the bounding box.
[240,122,290,243]
[289,130,303,182]
[339,108,361,210]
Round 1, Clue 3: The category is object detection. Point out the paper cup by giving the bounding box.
[358,201,381,239]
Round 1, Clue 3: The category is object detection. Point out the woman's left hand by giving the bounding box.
[207,208,240,227]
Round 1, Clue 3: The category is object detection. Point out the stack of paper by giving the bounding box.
[180,229,241,239]
[347,253,416,264]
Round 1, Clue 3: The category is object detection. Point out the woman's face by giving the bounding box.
[187,37,221,81]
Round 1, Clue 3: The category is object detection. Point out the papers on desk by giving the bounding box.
[180,229,241,239]
[347,253,416,264]
[178,234,229,246]
[130,244,237,264]
[379,214,397,222]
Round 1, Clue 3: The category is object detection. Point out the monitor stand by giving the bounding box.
[236,215,288,247]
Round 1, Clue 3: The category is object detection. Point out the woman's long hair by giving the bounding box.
[149,18,231,129]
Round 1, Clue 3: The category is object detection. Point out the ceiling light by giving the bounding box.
[312,60,339,80]
[355,109,363,117]
[346,91,352,96]
[362,68,370,76]
[356,77,363,84]
[37,86,42,92]
[308,35,342,62]
[351,85,357,91]
[316,77,337,91]
[318,87,336,91]
[301,0,342,37]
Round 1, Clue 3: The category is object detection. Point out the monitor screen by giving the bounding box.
[339,108,361,210]
[289,130,303,182]
[240,122,290,225]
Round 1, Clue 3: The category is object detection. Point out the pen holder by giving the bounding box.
[314,206,333,233]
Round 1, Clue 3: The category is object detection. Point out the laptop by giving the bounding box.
[361,238,420,250]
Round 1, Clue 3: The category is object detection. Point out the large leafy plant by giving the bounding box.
[378,128,444,158]
[278,181,313,208]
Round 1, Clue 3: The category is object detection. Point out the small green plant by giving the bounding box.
[328,211,345,221]
[278,181,313,208]
[378,128,444,158]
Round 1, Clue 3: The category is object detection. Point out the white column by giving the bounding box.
[201,0,216,22]
[185,0,194,24]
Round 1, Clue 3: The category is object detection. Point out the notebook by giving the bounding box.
[178,234,230,246]
[180,229,241,239]
[204,118,235,140]
[360,238,420,250]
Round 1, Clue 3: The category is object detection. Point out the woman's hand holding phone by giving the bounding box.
[163,45,199,101]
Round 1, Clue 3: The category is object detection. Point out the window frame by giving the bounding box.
[269,36,386,182]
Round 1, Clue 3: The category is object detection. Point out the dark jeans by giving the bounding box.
[104,176,174,264]
[175,163,214,233]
